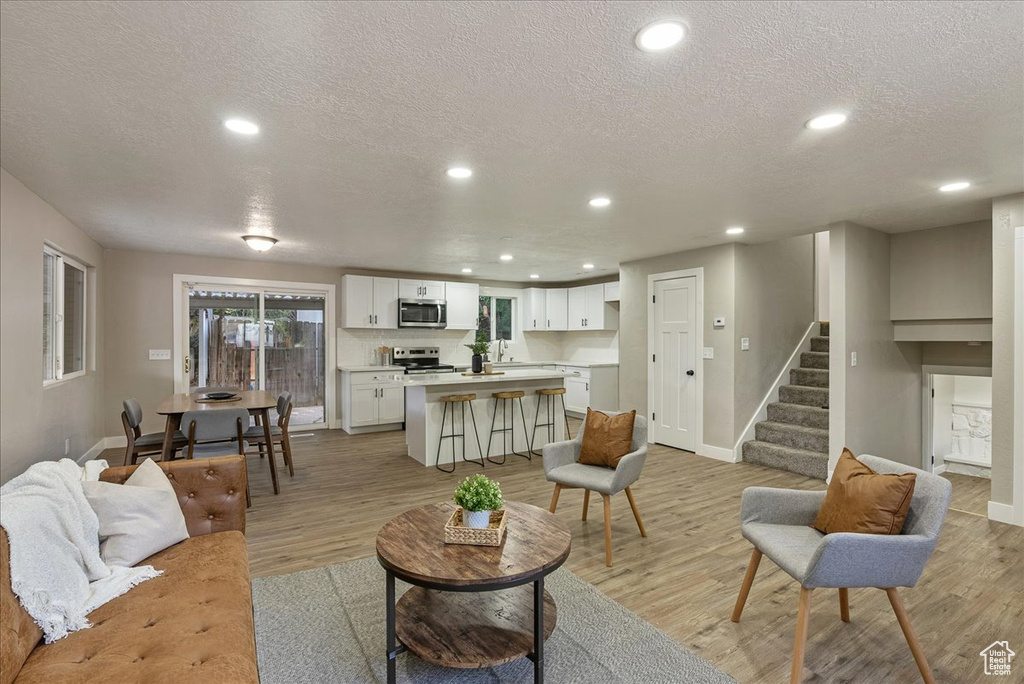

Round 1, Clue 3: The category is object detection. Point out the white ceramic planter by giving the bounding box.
[464,509,491,529]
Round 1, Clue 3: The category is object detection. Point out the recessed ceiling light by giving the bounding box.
[461,268,473,274]
[589,197,611,208]
[242,235,277,251]
[805,112,847,130]
[582,263,595,270]
[726,226,745,235]
[499,254,513,261]
[447,166,472,179]
[635,20,686,52]
[224,118,259,135]
[939,181,971,192]
[529,274,540,279]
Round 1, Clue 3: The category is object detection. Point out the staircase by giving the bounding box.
[742,322,830,480]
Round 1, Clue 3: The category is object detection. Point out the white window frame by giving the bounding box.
[43,246,87,385]
[479,294,516,343]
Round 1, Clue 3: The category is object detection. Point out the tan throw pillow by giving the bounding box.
[579,409,637,469]
[812,449,916,535]
[82,458,189,567]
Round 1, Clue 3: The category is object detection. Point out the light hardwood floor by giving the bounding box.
[102,425,1024,683]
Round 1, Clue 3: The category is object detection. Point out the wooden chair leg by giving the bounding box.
[549,484,562,513]
[839,588,850,623]
[731,548,763,622]
[602,493,613,567]
[624,486,647,537]
[582,490,590,521]
[282,433,295,477]
[789,587,814,684]
[885,588,936,684]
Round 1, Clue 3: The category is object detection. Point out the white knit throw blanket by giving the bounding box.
[0,459,161,643]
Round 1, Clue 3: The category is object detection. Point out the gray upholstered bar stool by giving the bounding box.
[486,390,531,464]
[436,394,485,473]
[530,387,571,456]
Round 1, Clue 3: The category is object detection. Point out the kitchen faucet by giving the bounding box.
[496,338,508,363]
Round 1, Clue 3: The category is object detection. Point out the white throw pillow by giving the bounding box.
[82,458,189,567]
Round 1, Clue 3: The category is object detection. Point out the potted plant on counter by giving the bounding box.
[453,474,503,528]
[464,330,491,374]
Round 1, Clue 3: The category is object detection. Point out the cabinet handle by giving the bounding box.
[547,319,550,327]
[586,382,589,391]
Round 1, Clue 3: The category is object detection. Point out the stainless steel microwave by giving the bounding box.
[398,299,447,328]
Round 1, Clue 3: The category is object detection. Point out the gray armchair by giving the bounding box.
[542,412,648,567]
[732,455,951,684]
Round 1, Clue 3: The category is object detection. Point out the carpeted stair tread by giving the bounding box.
[742,441,828,480]
[767,402,830,430]
[779,385,829,407]
[790,368,829,388]
[810,336,830,353]
[800,351,829,369]
[755,421,829,452]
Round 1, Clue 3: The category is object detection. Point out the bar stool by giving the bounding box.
[531,387,571,456]
[486,390,532,464]
[436,394,485,473]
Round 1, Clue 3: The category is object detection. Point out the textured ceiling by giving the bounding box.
[1,1,1022,281]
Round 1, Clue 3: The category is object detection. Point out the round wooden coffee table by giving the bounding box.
[376,501,571,684]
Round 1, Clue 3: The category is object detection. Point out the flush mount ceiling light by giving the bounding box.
[939,181,971,192]
[589,197,611,208]
[499,254,514,261]
[529,274,540,279]
[635,20,686,52]
[446,166,472,179]
[726,226,745,235]
[461,268,473,273]
[224,118,259,135]
[805,112,848,130]
[242,235,277,252]
[582,263,595,270]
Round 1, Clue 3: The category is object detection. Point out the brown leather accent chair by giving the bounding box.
[0,456,257,684]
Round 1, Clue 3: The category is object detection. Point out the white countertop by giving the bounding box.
[402,369,567,387]
[338,365,403,372]
[452,360,618,369]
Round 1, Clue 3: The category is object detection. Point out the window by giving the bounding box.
[478,296,513,342]
[43,247,87,383]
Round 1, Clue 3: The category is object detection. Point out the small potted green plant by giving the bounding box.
[453,474,504,528]
[464,329,491,374]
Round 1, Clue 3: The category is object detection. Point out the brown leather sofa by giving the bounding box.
[0,455,259,684]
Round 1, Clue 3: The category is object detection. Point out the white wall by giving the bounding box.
[953,376,992,405]
[815,231,830,321]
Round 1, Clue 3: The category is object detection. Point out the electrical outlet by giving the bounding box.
[64,438,70,455]
[702,347,715,360]
[149,349,171,360]
[741,337,750,351]
[851,351,858,367]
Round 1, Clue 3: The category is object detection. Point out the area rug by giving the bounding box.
[252,556,737,683]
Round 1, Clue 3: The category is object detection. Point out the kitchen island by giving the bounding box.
[403,369,568,467]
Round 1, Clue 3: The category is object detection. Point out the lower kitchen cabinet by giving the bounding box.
[341,369,405,433]
[556,364,619,416]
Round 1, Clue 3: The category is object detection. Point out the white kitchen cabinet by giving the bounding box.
[604,281,620,302]
[564,375,590,415]
[341,369,405,433]
[522,288,547,331]
[444,281,480,330]
[342,275,398,329]
[555,364,619,416]
[399,279,445,300]
[545,288,568,331]
[568,284,618,331]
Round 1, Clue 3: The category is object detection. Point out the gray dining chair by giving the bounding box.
[182,408,250,459]
[121,398,186,465]
[731,455,952,684]
[542,412,648,567]
[244,391,295,477]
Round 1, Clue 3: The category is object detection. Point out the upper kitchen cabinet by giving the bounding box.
[545,288,569,331]
[603,281,620,302]
[522,288,546,331]
[399,279,445,300]
[568,284,618,330]
[444,281,479,330]
[342,275,399,329]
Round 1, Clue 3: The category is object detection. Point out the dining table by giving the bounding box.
[156,389,281,494]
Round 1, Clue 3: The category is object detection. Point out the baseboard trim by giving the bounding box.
[77,437,112,465]
[699,444,739,463]
[988,501,1019,526]
[932,464,947,475]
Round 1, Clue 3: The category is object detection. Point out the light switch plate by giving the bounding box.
[851,351,858,367]
[741,337,750,351]
[713,317,726,328]
[702,347,715,360]
[149,349,171,360]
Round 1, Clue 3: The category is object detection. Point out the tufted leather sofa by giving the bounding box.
[0,455,258,684]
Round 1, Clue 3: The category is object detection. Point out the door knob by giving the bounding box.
[686,369,695,376]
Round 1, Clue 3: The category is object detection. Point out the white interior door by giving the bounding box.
[652,276,697,451]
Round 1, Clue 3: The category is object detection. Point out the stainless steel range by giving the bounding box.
[391,347,455,374]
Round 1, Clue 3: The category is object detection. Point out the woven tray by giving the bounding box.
[444,508,507,547]
[194,395,242,403]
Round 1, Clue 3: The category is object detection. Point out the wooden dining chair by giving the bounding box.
[244,392,295,477]
[121,398,186,465]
